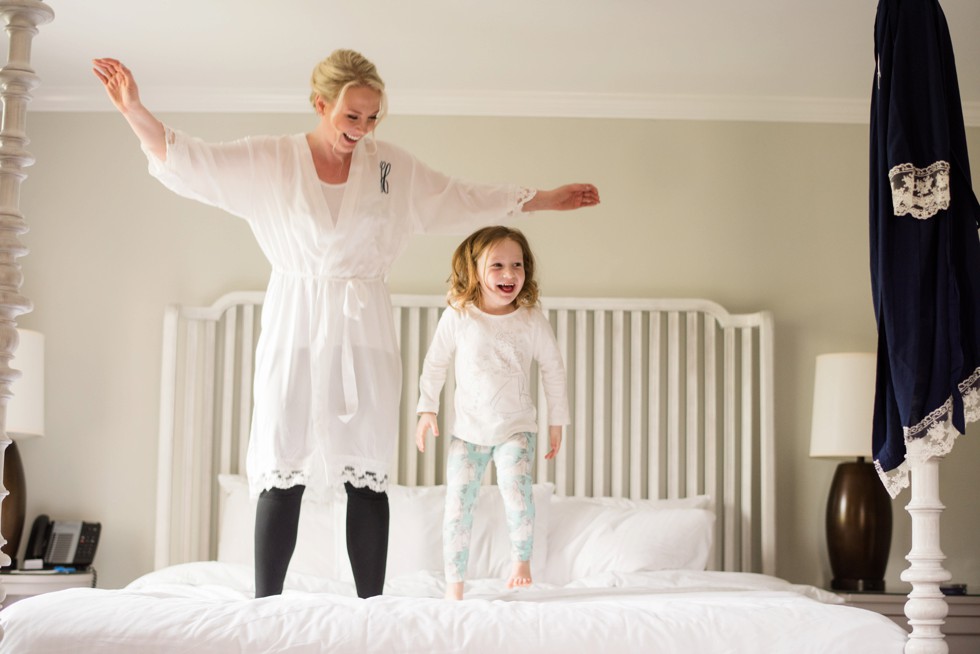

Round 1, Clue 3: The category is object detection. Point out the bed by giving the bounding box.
[0,292,908,653]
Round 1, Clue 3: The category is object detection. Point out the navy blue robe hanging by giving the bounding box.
[870,0,980,497]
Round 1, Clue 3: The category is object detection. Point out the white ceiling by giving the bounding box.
[14,0,980,124]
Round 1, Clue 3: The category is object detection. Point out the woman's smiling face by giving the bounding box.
[317,85,382,153]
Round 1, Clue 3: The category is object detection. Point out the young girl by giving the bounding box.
[416,226,569,600]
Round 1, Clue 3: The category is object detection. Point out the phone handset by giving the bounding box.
[24,514,51,562]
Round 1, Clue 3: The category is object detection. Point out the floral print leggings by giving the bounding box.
[443,432,536,583]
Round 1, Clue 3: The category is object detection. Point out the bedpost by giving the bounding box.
[901,438,951,654]
[0,0,54,618]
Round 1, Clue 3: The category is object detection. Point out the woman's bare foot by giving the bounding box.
[445,581,464,601]
[506,560,532,589]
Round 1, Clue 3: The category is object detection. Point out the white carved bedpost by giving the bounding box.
[901,438,951,654]
[0,0,54,620]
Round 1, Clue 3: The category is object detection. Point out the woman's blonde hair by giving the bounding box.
[310,49,388,124]
[448,226,539,310]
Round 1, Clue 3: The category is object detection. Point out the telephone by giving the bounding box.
[23,514,101,570]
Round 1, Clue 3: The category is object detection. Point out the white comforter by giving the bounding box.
[0,563,907,653]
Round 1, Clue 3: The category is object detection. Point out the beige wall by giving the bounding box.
[13,111,980,592]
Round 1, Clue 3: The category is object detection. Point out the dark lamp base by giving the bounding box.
[831,578,886,592]
[825,459,892,595]
[1,440,26,569]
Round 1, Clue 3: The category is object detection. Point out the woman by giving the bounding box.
[92,49,599,599]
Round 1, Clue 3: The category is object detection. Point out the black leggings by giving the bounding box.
[254,482,389,599]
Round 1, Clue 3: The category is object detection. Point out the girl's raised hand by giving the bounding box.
[415,412,439,452]
[92,58,142,115]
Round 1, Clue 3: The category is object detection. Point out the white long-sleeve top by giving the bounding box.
[417,305,570,446]
[144,128,532,496]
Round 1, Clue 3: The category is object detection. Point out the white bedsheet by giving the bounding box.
[0,563,907,653]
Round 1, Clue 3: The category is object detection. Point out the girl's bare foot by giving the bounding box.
[445,581,464,600]
[506,560,532,589]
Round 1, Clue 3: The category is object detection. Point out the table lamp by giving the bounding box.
[2,328,45,569]
[809,352,891,591]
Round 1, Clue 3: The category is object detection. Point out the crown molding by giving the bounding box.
[31,85,980,126]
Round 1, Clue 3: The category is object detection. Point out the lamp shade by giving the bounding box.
[809,352,875,459]
[7,328,44,440]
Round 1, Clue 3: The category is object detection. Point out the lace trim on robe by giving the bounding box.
[875,364,980,497]
[255,464,389,494]
[888,161,950,219]
[255,470,310,491]
[339,464,389,493]
[510,187,537,215]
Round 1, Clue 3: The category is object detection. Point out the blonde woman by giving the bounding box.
[93,50,597,599]
[416,226,568,600]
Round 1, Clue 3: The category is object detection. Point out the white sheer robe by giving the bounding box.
[145,128,532,495]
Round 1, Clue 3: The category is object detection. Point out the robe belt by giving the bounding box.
[270,270,383,424]
[339,279,369,423]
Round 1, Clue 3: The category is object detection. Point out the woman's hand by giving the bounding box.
[544,425,562,460]
[523,183,600,212]
[91,58,167,161]
[415,412,440,452]
[92,58,143,115]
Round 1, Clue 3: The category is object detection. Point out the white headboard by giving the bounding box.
[155,292,775,576]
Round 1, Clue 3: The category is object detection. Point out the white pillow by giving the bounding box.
[543,495,714,586]
[215,473,257,567]
[567,494,712,510]
[216,474,344,580]
[463,482,552,580]
[375,484,445,578]
[374,483,553,580]
[217,475,554,582]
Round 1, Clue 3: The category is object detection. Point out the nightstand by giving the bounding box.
[0,569,97,607]
[839,591,980,654]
